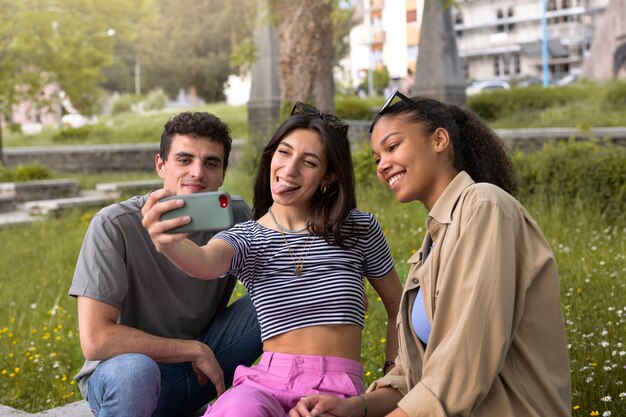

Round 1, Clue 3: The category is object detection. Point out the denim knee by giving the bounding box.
[88,353,161,417]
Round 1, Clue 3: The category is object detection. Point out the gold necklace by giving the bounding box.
[268,207,313,276]
[280,232,313,276]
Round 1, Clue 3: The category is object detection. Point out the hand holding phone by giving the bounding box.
[159,192,235,233]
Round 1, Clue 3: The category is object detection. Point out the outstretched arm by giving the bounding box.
[141,188,233,280]
[77,296,225,396]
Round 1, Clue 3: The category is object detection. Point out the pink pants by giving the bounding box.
[202,351,365,417]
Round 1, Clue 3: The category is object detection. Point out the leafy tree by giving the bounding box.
[0,0,148,163]
[269,0,336,112]
[137,0,257,102]
[264,0,355,113]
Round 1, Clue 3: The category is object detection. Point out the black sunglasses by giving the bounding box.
[369,90,440,133]
[291,102,349,135]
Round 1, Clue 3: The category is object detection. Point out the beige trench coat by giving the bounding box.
[369,172,571,417]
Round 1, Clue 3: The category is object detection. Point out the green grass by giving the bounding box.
[0,165,624,415]
[3,102,249,148]
[5,80,625,150]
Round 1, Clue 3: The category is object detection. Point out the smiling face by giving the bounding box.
[269,128,331,209]
[155,133,226,195]
[371,114,456,209]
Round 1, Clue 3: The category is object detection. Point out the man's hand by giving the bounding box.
[141,188,190,253]
[190,342,225,397]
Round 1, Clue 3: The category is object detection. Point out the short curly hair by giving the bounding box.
[159,112,233,170]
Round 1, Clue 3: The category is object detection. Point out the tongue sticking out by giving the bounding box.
[272,181,299,195]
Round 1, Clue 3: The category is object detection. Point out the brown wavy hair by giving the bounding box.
[252,113,359,248]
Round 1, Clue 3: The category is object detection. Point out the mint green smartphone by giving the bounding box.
[159,192,235,233]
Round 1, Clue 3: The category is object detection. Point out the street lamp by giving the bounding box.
[108,28,141,95]
[541,0,549,86]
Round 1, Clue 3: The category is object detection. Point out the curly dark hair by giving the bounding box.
[160,112,233,170]
[252,112,358,248]
[372,96,518,195]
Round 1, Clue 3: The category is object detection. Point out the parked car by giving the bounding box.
[555,73,580,86]
[466,80,510,96]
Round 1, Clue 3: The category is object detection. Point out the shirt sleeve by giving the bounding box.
[399,201,519,417]
[68,213,129,309]
[212,222,252,280]
[362,213,394,279]
[230,196,253,223]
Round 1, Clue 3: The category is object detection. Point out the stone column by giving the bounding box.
[582,0,626,80]
[247,0,281,148]
[410,1,466,106]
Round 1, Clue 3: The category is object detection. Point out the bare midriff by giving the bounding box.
[263,324,362,361]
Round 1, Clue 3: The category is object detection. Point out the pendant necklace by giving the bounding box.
[268,206,313,276]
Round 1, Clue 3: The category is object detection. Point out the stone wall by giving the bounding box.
[4,140,245,173]
[3,128,625,173]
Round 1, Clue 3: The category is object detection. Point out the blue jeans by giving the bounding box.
[87,294,262,417]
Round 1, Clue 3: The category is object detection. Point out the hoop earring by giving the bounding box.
[320,182,328,194]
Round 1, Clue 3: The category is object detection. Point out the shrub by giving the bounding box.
[336,95,384,121]
[51,124,112,143]
[468,83,592,122]
[513,140,625,221]
[142,88,168,111]
[0,163,52,182]
[111,94,142,115]
[604,80,626,109]
[352,140,379,189]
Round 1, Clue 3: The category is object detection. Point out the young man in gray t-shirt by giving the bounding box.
[69,112,261,417]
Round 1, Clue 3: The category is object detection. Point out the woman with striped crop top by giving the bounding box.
[142,102,403,417]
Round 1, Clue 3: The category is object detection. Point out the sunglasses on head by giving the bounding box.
[291,102,349,135]
[369,90,440,133]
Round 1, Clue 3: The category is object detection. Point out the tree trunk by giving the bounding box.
[273,0,335,111]
[312,1,335,113]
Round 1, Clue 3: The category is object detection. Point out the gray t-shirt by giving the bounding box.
[68,193,252,396]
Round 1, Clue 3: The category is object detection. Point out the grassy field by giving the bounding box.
[3,102,249,147]
[0,164,624,416]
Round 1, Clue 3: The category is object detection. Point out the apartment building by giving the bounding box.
[455,0,609,82]
[344,0,609,88]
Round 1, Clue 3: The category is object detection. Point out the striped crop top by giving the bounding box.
[213,209,394,341]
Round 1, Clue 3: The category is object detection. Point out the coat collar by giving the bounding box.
[428,171,475,226]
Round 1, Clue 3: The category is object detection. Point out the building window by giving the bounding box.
[561,0,572,22]
[496,9,505,32]
[407,45,418,61]
[547,0,557,24]
[461,57,469,79]
[493,56,500,76]
[514,54,521,75]
[455,13,463,37]
[507,8,515,31]
[503,54,510,76]
[406,9,417,23]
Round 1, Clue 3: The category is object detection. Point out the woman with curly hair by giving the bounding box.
[291,92,571,417]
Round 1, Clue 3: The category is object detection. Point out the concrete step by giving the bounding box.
[0,400,90,416]
[23,194,118,215]
[0,210,41,228]
[96,179,162,194]
[0,400,207,416]
[0,191,120,229]
[0,179,79,202]
[0,196,16,213]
